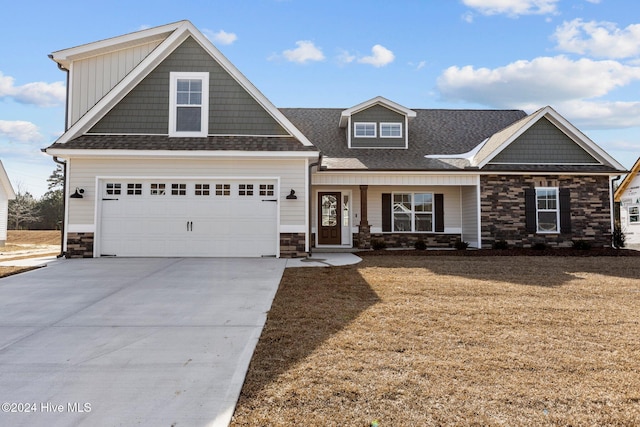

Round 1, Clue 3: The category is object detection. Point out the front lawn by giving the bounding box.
[232,256,640,426]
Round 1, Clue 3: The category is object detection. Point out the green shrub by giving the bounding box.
[492,240,509,250]
[613,222,626,248]
[414,239,427,251]
[572,240,592,250]
[371,239,387,250]
[454,240,469,250]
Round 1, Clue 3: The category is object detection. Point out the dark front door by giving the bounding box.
[318,192,341,245]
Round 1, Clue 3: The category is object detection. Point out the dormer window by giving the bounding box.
[340,97,415,149]
[354,122,377,138]
[169,72,209,137]
[380,123,402,138]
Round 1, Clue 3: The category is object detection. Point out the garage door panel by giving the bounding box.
[99,180,278,257]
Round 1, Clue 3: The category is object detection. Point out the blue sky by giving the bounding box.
[2,0,640,197]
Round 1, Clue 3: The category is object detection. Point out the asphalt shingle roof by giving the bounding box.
[48,134,318,152]
[280,108,528,170]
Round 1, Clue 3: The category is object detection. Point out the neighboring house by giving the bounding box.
[0,160,16,246]
[614,157,640,245]
[45,21,626,258]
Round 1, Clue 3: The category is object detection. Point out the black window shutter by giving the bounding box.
[434,193,444,232]
[382,193,391,232]
[559,188,571,233]
[525,188,537,233]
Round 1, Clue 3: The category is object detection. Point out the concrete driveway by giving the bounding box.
[0,257,286,427]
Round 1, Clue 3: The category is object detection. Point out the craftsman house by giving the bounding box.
[45,21,626,258]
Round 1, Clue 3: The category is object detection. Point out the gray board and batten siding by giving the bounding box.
[350,104,405,148]
[489,117,599,164]
[90,37,289,136]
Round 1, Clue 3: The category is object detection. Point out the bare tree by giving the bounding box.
[8,183,41,230]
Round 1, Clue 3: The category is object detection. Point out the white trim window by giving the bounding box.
[393,192,433,232]
[536,187,559,233]
[629,206,639,224]
[354,122,376,138]
[169,72,209,137]
[380,122,402,138]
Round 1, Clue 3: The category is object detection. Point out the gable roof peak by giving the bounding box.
[472,105,625,171]
[49,20,314,148]
[50,21,192,69]
[339,96,416,127]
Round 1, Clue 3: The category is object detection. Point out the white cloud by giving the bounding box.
[437,55,640,108]
[337,49,356,65]
[436,56,640,129]
[358,44,395,68]
[206,29,238,45]
[0,72,65,107]
[553,19,640,59]
[282,41,325,64]
[0,120,44,142]
[462,0,559,17]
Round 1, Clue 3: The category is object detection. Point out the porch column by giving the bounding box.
[358,185,371,249]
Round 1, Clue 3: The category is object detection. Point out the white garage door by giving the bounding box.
[99,179,278,257]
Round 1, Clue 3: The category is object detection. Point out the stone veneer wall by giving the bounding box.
[280,232,307,258]
[480,175,612,248]
[367,233,461,249]
[66,232,94,258]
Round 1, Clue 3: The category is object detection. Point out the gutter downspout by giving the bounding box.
[611,174,622,248]
[307,153,322,256]
[48,55,70,258]
[52,156,67,258]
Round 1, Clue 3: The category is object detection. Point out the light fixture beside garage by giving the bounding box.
[286,189,297,200]
[70,188,85,199]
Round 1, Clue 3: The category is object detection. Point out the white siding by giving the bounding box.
[67,158,307,227]
[367,186,462,233]
[619,173,640,245]
[69,40,163,126]
[0,199,7,244]
[460,185,479,247]
[313,172,477,186]
[312,185,462,234]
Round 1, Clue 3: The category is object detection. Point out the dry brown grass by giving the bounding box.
[232,256,640,426]
[0,231,60,278]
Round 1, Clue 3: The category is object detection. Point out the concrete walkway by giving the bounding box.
[285,252,362,268]
[0,257,285,427]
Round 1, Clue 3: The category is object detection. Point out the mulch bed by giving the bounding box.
[360,247,640,257]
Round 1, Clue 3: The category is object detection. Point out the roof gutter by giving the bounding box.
[307,153,322,256]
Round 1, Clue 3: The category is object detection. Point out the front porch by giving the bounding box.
[311,172,482,251]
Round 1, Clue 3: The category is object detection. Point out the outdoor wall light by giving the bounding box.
[70,188,85,199]
[286,189,297,200]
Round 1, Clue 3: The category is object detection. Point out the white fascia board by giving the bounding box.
[475,108,546,168]
[0,160,16,199]
[52,20,314,148]
[339,96,416,127]
[476,106,626,171]
[184,23,314,146]
[54,24,193,145]
[541,106,626,171]
[425,137,488,161]
[50,21,186,69]
[45,148,319,159]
